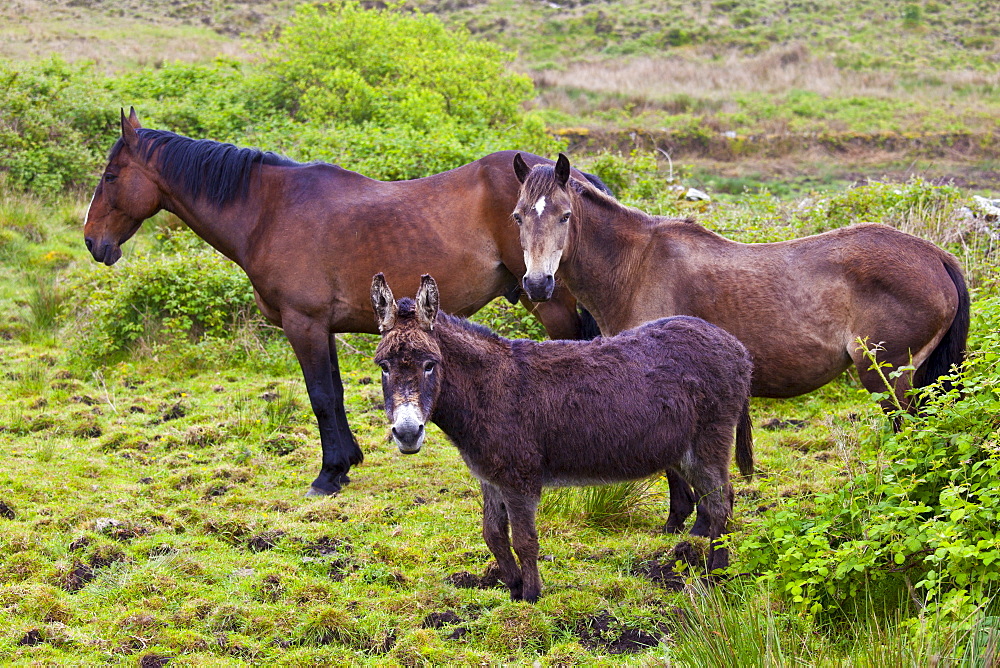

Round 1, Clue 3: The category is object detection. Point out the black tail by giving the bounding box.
[735,398,754,478]
[917,258,969,393]
[578,306,602,340]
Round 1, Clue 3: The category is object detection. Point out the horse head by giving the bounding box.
[372,273,444,454]
[84,108,162,266]
[512,152,574,302]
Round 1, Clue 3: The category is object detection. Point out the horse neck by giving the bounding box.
[146,158,264,267]
[431,318,513,449]
[560,189,654,334]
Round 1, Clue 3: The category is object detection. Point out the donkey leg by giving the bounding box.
[282,312,363,496]
[664,469,696,534]
[500,490,543,602]
[481,483,522,599]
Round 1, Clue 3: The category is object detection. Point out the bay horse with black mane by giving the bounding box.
[512,153,969,533]
[83,108,609,496]
[371,274,753,601]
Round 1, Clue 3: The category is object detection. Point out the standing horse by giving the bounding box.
[371,274,753,600]
[512,153,969,532]
[82,108,608,496]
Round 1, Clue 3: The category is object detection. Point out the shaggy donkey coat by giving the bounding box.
[372,274,753,602]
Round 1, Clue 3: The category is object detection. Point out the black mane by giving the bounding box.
[110,129,302,208]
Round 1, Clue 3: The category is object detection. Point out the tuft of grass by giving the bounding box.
[541,479,662,528]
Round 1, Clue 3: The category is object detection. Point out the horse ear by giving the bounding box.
[128,106,142,129]
[513,153,531,184]
[371,273,397,333]
[120,108,139,151]
[555,153,571,187]
[415,274,440,331]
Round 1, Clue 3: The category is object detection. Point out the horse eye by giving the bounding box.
[104,174,117,183]
[512,213,522,225]
[560,212,571,223]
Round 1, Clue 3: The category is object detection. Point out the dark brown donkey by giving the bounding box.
[512,153,969,531]
[83,109,610,496]
[371,274,753,601]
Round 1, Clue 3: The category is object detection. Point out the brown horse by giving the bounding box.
[512,153,969,532]
[372,274,753,600]
[82,108,608,496]
[512,153,969,409]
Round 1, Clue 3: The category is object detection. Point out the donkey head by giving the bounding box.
[512,152,574,302]
[371,273,443,454]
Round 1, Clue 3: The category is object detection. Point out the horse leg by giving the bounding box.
[282,312,363,496]
[664,470,696,534]
[499,489,543,602]
[328,333,358,486]
[685,463,733,575]
[518,283,584,340]
[850,344,919,415]
[481,482,522,600]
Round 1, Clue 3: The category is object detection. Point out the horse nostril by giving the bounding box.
[85,238,94,252]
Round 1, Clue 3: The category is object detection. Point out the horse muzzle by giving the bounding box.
[85,237,122,266]
[522,272,555,302]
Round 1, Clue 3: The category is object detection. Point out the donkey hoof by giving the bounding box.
[663,522,684,535]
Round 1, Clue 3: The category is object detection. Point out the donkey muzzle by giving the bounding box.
[391,404,426,454]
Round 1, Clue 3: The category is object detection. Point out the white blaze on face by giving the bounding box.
[534,196,546,216]
[391,401,425,453]
[83,189,96,227]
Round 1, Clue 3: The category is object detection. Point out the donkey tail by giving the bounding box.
[735,397,754,479]
[917,258,969,393]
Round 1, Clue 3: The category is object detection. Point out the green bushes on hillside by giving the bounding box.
[0,2,560,193]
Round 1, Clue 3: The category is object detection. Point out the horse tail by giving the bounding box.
[577,306,602,340]
[735,397,754,479]
[917,257,969,393]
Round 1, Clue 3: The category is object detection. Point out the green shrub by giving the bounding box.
[67,229,255,364]
[0,58,118,193]
[742,296,1000,623]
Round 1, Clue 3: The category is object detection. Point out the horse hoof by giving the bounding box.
[305,485,340,497]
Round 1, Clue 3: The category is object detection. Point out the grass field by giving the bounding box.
[2,0,1000,663]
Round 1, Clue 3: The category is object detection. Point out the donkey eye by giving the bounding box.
[424,361,436,375]
[378,362,389,373]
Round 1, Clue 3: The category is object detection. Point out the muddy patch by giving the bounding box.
[0,500,15,520]
[247,530,286,552]
[573,611,661,654]
[445,563,501,590]
[61,560,96,592]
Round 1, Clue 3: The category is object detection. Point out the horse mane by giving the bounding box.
[109,129,302,208]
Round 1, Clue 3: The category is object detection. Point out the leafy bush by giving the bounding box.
[742,296,1000,622]
[66,229,256,363]
[0,58,119,193]
[254,1,561,178]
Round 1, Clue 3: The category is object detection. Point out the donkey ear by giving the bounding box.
[120,108,139,151]
[554,153,571,187]
[128,106,142,128]
[415,274,440,331]
[513,153,531,184]
[370,273,397,333]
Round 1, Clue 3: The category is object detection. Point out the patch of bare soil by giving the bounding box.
[572,611,663,654]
